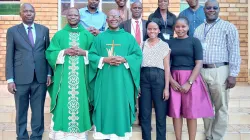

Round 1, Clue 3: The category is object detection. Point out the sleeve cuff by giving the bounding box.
[56,50,65,64]
[229,73,238,77]
[7,79,14,83]
[124,62,129,69]
[84,51,89,65]
[98,57,104,69]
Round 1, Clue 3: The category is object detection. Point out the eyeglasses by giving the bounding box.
[205,6,219,10]
[107,15,120,20]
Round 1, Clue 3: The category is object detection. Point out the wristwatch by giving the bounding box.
[188,80,193,85]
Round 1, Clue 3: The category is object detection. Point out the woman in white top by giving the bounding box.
[139,20,171,140]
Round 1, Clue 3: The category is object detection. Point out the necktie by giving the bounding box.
[27,26,34,47]
[135,20,141,45]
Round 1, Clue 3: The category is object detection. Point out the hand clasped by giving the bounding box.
[105,56,126,66]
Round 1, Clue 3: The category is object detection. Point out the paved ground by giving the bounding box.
[0,83,250,140]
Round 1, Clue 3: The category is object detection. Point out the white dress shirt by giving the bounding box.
[23,23,36,43]
[131,18,143,44]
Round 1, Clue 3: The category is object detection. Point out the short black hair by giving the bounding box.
[175,16,189,27]
[146,18,163,30]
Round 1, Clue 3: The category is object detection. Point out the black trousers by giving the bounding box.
[139,67,167,140]
[14,74,46,140]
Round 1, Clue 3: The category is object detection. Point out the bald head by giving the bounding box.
[132,0,142,5]
[204,0,220,23]
[20,3,34,12]
[108,9,120,17]
[20,3,35,25]
[106,9,121,31]
[67,7,79,16]
[205,0,219,7]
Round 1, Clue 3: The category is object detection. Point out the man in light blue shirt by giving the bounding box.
[179,0,205,36]
[79,0,106,36]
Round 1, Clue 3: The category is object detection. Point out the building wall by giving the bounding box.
[142,0,248,83]
[0,0,58,84]
[0,0,248,83]
[248,0,250,83]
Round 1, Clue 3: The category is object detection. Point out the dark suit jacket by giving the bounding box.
[5,23,52,84]
[120,19,147,41]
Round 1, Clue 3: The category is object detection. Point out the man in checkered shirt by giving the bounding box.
[194,0,241,140]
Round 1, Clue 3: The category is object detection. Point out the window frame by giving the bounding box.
[0,0,20,16]
[58,0,137,30]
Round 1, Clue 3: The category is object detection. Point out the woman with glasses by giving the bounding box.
[139,19,170,140]
[168,17,214,140]
[148,0,176,43]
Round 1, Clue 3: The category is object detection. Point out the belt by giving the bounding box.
[203,62,229,69]
[141,67,164,72]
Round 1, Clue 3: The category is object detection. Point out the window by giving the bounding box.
[0,0,20,15]
[180,0,206,12]
[58,0,138,29]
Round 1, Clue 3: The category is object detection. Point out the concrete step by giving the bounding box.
[1,84,250,108]
[0,83,249,98]
[1,95,249,109]
[0,123,250,140]
[1,106,250,125]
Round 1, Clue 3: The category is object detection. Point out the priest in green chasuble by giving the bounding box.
[45,8,93,140]
[88,9,142,139]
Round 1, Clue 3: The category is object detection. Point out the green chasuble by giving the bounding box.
[88,29,142,136]
[45,24,94,133]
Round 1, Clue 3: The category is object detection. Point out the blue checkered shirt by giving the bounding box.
[194,18,241,77]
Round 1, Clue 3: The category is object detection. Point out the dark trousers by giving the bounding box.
[139,67,167,140]
[14,75,46,140]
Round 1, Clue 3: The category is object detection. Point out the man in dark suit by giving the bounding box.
[119,1,146,128]
[5,3,51,140]
[120,1,147,46]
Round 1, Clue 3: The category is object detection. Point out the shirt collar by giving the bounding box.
[23,23,35,30]
[188,5,203,13]
[204,17,220,24]
[84,6,99,13]
[131,18,142,23]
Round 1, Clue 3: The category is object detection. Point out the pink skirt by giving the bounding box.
[168,70,214,119]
